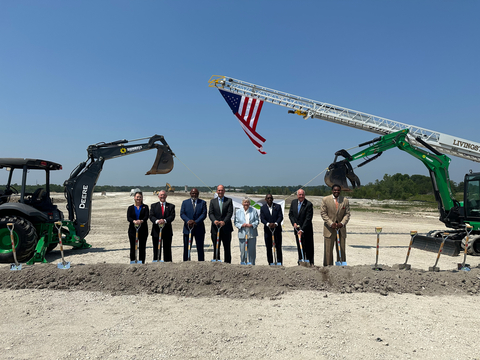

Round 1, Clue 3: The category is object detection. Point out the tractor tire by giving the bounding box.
[462,234,480,256]
[0,216,38,263]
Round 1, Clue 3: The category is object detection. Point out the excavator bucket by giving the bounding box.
[324,160,361,191]
[146,147,174,175]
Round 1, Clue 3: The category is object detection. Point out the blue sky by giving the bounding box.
[1,1,479,188]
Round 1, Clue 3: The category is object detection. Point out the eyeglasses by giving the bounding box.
[266,197,273,199]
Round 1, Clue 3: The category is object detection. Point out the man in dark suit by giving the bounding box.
[180,188,207,261]
[208,184,233,263]
[288,189,314,265]
[150,190,175,262]
[260,194,284,265]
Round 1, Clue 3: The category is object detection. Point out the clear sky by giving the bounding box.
[1,1,479,188]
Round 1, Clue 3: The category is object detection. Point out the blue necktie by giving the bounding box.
[298,201,302,213]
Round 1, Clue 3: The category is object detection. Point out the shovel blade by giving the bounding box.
[10,263,21,271]
[324,160,360,191]
[152,260,164,263]
[57,261,71,269]
[146,147,174,175]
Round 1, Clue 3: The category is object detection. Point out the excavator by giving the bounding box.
[324,129,480,256]
[208,75,480,256]
[0,135,174,264]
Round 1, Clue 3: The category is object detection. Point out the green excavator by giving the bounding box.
[324,129,480,256]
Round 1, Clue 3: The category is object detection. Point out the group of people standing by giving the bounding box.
[127,183,351,266]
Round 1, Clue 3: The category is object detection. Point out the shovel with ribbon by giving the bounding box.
[270,227,281,266]
[152,223,164,263]
[130,223,142,264]
[211,224,222,262]
[335,228,347,266]
[55,221,71,269]
[7,223,21,271]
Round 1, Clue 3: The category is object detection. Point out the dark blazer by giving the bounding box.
[288,199,314,235]
[260,203,283,234]
[180,198,207,236]
[127,204,149,238]
[208,196,233,234]
[150,201,175,238]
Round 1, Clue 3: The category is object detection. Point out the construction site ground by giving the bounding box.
[1,192,479,360]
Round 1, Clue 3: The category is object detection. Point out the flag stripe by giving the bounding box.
[218,89,267,154]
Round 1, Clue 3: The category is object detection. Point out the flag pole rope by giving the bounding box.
[283,167,328,203]
[174,155,215,193]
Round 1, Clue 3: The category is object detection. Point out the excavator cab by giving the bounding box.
[324,150,361,191]
[146,146,174,175]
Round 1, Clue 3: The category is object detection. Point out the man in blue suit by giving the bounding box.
[180,188,207,261]
[260,194,284,265]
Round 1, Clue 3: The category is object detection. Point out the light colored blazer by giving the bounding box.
[320,195,351,238]
[234,207,259,239]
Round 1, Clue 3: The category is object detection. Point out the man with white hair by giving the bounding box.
[288,189,314,265]
[150,190,175,262]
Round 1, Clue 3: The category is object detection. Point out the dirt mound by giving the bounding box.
[1,262,479,298]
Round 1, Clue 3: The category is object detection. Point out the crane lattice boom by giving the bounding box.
[209,75,480,163]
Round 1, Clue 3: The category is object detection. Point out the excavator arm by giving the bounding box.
[325,129,463,229]
[63,135,174,240]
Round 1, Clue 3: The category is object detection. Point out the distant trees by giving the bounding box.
[0,173,464,201]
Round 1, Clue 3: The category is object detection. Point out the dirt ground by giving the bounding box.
[1,192,479,359]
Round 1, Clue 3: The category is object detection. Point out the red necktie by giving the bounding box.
[161,203,164,216]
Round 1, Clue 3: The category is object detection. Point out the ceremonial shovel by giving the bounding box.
[187,224,194,261]
[152,224,164,263]
[270,227,281,266]
[399,230,417,270]
[458,224,473,271]
[296,228,310,267]
[211,224,222,262]
[372,227,382,271]
[335,229,347,266]
[429,232,449,272]
[55,221,71,269]
[7,223,21,271]
[130,223,142,264]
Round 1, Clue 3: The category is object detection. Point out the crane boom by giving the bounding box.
[208,75,480,163]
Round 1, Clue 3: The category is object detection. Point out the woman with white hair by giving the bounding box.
[234,197,259,265]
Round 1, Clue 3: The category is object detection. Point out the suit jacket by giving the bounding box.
[127,204,149,237]
[260,203,283,235]
[320,195,350,237]
[180,198,207,236]
[288,198,314,235]
[150,201,175,238]
[208,196,233,234]
[234,207,259,239]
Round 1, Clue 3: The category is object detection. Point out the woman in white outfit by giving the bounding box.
[235,197,259,265]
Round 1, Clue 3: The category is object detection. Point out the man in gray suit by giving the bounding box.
[208,184,234,263]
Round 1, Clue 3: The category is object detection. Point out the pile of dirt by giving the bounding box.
[1,262,479,298]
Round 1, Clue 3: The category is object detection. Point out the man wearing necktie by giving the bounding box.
[288,189,315,265]
[208,184,234,263]
[320,184,351,266]
[180,188,207,261]
[150,190,176,262]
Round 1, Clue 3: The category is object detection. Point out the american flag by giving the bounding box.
[219,89,266,154]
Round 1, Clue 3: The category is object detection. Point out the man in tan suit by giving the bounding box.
[320,184,351,266]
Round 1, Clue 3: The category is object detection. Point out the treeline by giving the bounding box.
[3,173,465,201]
[349,173,464,200]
